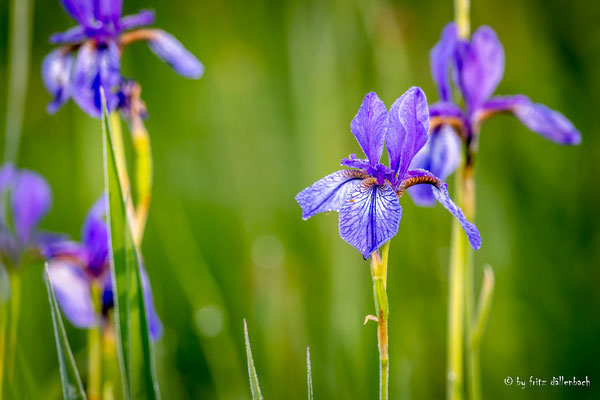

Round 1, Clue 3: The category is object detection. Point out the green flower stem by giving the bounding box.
[454,0,470,39]
[6,271,21,382]
[88,283,102,400]
[0,299,7,400]
[370,242,390,400]
[447,170,466,400]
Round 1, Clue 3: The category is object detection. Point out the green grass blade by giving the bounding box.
[126,223,161,400]
[44,265,87,400]
[243,319,263,400]
[306,347,313,400]
[101,89,160,400]
[101,91,132,399]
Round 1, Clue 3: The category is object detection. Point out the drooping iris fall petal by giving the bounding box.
[339,180,402,259]
[296,170,367,220]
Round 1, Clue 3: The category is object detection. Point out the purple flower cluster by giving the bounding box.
[0,164,52,268]
[44,196,162,339]
[296,88,481,259]
[408,23,581,205]
[42,0,203,118]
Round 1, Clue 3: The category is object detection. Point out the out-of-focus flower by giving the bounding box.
[42,0,204,117]
[410,23,581,205]
[0,164,53,268]
[44,196,162,339]
[296,89,481,259]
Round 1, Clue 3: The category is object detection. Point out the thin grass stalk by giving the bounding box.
[4,0,33,164]
[87,283,102,400]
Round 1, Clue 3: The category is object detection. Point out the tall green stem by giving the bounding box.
[447,165,467,400]
[88,283,102,400]
[454,0,470,39]
[0,300,7,400]
[447,1,472,399]
[370,242,390,400]
[6,271,21,383]
[4,0,33,164]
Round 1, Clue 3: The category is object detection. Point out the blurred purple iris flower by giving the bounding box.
[409,23,581,205]
[42,0,204,118]
[0,164,52,268]
[44,196,162,339]
[296,88,481,259]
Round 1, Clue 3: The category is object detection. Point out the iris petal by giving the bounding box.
[147,30,204,79]
[405,169,481,250]
[296,170,367,220]
[339,180,402,259]
[430,23,458,102]
[47,261,97,328]
[49,25,87,44]
[11,170,52,245]
[386,87,430,179]
[408,126,462,206]
[72,41,121,117]
[350,92,388,165]
[42,48,74,114]
[119,9,155,31]
[82,196,108,275]
[93,0,122,25]
[456,26,504,112]
[481,95,581,145]
[59,0,95,27]
[141,268,163,340]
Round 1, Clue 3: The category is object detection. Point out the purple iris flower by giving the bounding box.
[44,196,162,339]
[0,164,52,268]
[409,23,581,205]
[296,88,481,259]
[42,0,204,118]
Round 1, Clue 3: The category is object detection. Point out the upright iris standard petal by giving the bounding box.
[296,170,367,219]
[339,180,402,259]
[82,196,108,275]
[118,9,155,31]
[386,87,430,179]
[141,268,163,339]
[481,95,581,145]
[72,41,121,117]
[147,30,204,79]
[456,26,504,112]
[11,171,52,245]
[60,0,95,27]
[93,0,123,25]
[405,169,481,250]
[42,48,74,113]
[47,261,97,328]
[350,92,388,164]
[408,125,462,206]
[430,23,458,102]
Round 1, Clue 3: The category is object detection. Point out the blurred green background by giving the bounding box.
[0,0,599,398]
